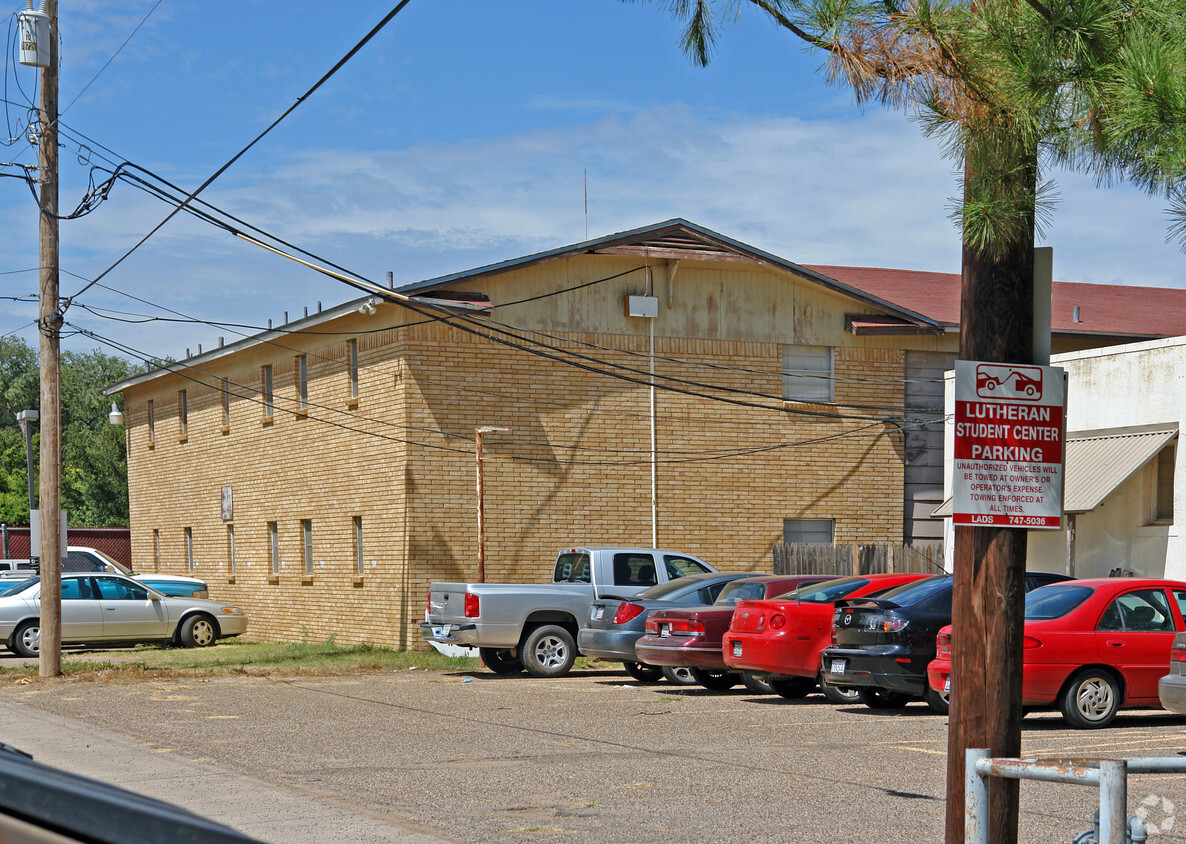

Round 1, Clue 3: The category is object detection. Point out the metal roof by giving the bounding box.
[932,423,1179,518]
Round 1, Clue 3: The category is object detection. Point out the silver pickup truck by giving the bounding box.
[420,546,716,677]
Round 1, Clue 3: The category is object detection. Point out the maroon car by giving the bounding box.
[634,575,837,690]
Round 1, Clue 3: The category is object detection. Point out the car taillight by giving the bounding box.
[646,617,704,636]
[936,629,952,659]
[612,603,645,625]
[769,613,786,630]
[1172,645,1186,663]
[1023,635,1042,649]
[464,593,480,618]
[879,616,909,633]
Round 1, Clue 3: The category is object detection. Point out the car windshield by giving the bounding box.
[780,577,868,603]
[714,580,773,605]
[0,577,39,596]
[1025,584,1095,620]
[635,576,716,600]
[869,576,951,607]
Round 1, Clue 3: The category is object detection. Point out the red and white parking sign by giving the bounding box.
[952,361,1066,529]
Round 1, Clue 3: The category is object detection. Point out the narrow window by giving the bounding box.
[262,365,274,420]
[185,527,194,572]
[221,378,231,429]
[152,529,161,573]
[353,516,364,575]
[178,390,188,439]
[348,339,359,401]
[268,522,279,574]
[147,399,155,446]
[1155,444,1175,523]
[782,345,834,402]
[296,355,308,412]
[227,524,236,574]
[783,518,834,545]
[302,519,313,575]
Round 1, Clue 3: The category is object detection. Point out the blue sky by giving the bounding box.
[2,0,1183,361]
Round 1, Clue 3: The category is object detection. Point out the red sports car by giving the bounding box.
[927,577,1186,728]
[633,575,836,690]
[723,573,931,701]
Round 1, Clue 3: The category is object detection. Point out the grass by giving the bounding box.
[0,640,480,682]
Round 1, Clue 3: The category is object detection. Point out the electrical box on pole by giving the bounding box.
[18,3,50,68]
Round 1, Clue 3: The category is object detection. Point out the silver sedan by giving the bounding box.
[0,573,248,657]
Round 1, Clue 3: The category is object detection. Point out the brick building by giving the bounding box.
[105,220,1186,647]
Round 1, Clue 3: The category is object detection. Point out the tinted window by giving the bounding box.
[782,577,869,604]
[664,555,712,578]
[60,578,94,600]
[1098,589,1175,632]
[612,554,657,587]
[554,553,590,583]
[94,577,149,601]
[64,551,105,573]
[877,576,951,607]
[1025,584,1094,620]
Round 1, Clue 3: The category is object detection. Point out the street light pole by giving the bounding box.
[15,411,38,529]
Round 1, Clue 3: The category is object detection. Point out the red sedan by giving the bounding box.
[927,577,1186,728]
[634,575,835,690]
[722,573,931,700]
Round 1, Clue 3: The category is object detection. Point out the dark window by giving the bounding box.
[784,577,870,604]
[61,578,93,600]
[612,554,657,587]
[94,577,148,601]
[1025,584,1094,620]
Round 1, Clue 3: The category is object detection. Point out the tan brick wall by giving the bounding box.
[122,284,910,650]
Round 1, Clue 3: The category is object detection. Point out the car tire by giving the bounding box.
[661,666,698,686]
[924,683,950,715]
[520,625,577,678]
[11,620,38,657]
[856,688,911,709]
[741,672,775,694]
[179,614,218,648]
[1059,668,1121,729]
[820,676,861,704]
[689,668,740,691]
[479,647,523,675]
[769,676,816,699]
[623,661,663,683]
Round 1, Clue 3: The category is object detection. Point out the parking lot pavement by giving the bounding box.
[0,666,1184,843]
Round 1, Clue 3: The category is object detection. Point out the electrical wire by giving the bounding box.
[58,0,164,119]
[62,0,414,312]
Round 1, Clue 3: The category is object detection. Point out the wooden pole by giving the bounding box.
[36,0,62,678]
[944,147,1037,843]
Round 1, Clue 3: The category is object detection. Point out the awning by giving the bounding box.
[931,422,1178,518]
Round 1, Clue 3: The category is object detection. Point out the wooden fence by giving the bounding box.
[772,542,946,576]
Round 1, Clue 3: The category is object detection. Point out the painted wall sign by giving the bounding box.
[952,361,1066,529]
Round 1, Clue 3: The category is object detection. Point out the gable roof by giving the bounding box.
[397,219,942,330]
[807,265,1186,340]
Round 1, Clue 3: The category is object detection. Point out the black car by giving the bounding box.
[818,571,1072,712]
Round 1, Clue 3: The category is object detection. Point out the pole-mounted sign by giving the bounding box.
[952,360,1066,529]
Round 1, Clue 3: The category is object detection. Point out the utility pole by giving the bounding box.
[35,0,62,678]
[475,426,510,583]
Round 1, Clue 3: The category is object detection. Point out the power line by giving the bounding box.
[58,0,164,119]
[62,0,414,311]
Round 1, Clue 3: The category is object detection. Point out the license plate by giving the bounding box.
[659,623,671,638]
[592,607,603,620]
[830,658,846,675]
[944,676,951,694]
[732,642,742,658]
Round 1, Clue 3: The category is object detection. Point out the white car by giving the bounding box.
[0,572,247,657]
[64,547,209,598]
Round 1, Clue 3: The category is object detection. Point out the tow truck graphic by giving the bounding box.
[975,364,1043,401]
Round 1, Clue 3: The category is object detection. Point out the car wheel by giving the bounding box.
[623,661,663,683]
[689,668,740,691]
[924,683,950,715]
[520,625,576,678]
[11,620,38,657]
[479,647,523,675]
[179,614,217,648]
[856,688,911,709]
[769,676,816,699]
[819,676,861,704]
[661,666,698,686]
[1059,668,1120,729]
[741,672,775,694]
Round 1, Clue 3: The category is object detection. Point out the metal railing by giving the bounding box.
[966,748,1186,843]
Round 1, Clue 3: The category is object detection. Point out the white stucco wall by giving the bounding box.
[943,336,1186,579]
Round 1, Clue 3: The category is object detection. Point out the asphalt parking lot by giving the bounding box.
[1,663,1185,843]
